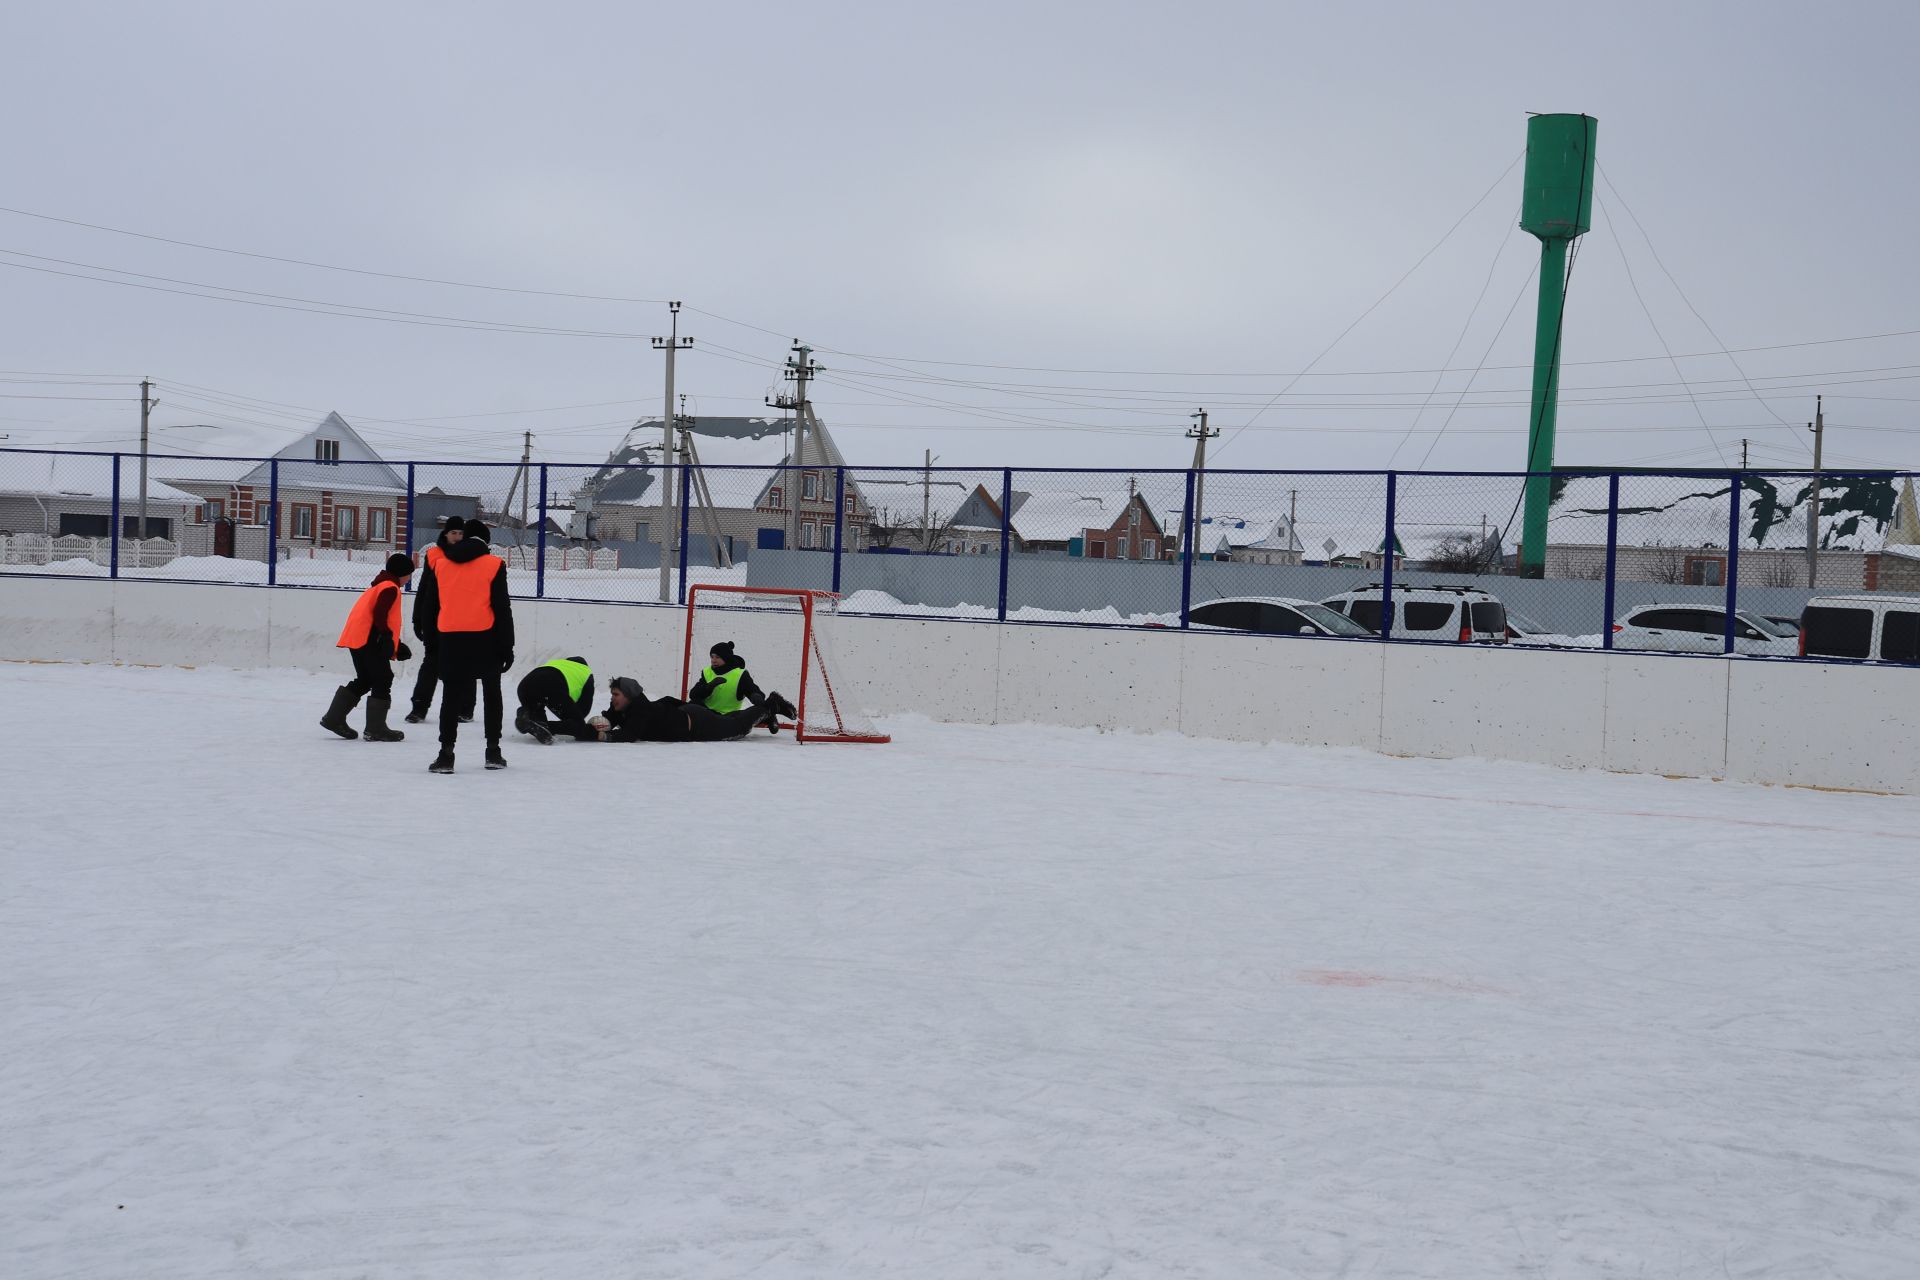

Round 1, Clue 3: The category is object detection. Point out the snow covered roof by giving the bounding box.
[1008,490,1112,543]
[1547,473,1918,553]
[0,453,201,505]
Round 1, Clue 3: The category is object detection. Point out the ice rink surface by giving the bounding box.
[4,661,1918,1278]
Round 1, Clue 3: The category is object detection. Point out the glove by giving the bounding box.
[396,643,413,662]
[500,651,514,673]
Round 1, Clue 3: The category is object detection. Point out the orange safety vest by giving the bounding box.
[337,579,405,655]
[436,554,502,633]
[423,544,446,574]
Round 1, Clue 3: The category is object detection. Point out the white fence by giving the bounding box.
[1,576,1915,795]
[0,533,182,568]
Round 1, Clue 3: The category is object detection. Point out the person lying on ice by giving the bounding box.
[590,676,796,743]
[512,656,596,744]
[320,553,416,742]
[686,641,768,717]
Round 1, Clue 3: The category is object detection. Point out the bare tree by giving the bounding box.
[1644,541,1689,586]
[1421,530,1495,574]
[1755,554,1801,588]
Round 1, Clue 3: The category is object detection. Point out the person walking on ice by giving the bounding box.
[320,553,416,742]
[513,656,596,743]
[422,519,515,774]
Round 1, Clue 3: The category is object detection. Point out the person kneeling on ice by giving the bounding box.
[592,676,796,743]
[513,656,596,744]
[686,641,771,725]
[320,553,416,742]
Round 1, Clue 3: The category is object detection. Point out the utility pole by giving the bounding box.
[1289,488,1299,558]
[1186,407,1217,556]
[651,302,693,601]
[1741,438,1749,470]
[137,378,155,553]
[921,448,936,552]
[518,430,532,532]
[1805,395,1825,589]
[766,341,820,550]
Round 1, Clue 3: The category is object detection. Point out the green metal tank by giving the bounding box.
[1520,114,1597,240]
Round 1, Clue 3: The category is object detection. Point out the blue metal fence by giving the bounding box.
[1,446,1908,660]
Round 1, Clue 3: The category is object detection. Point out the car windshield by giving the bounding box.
[1295,603,1372,636]
[1743,613,1797,639]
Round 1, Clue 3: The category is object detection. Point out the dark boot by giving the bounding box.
[515,710,554,745]
[363,697,404,742]
[485,742,508,770]
[404,702,429,725]
[764,691,798,730]
[320,685,362,739]
[428,748,455,774]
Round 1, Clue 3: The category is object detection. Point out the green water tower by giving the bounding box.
[1517,113,1596,576]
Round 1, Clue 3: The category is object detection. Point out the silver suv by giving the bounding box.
[1319,584,1509,644]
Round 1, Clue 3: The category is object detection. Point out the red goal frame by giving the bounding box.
[681,584,891,744]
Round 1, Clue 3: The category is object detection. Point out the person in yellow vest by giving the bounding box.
[424,519,515,774]
[686,641,779,733]
[513,656,596,744]
[320,553,416,742]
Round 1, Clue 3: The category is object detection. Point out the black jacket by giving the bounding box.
[411,530,459,640]
[687,661,765,709]
[517,664,595,720]
[418,534,515,650]
[602,680,693,742]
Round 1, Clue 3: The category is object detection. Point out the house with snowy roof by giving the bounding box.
[160,412,410,552]
[0,452,206,565]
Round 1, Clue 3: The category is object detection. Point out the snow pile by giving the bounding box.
[4,663,1919,1277]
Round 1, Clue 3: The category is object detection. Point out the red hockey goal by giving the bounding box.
[681,585,891,744]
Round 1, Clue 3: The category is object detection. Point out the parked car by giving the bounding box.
[1610,604,1797,656]
[1185,596,1375,638]
[1763,614,1801,638]
[1319,584,1509,643]
[1504,609,1552,640]
[1798,595,1920,662]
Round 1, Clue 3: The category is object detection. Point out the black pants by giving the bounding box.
[438,633,504,746]
[686,704,767,742]
[413,636,476,718]
[515,669,592,739]
[345,645,393,701]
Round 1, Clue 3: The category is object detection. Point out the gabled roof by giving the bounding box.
[1008,490,1111,543]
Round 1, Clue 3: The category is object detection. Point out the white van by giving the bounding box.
[1799,595,1920,662]
[1319,584,1509,644]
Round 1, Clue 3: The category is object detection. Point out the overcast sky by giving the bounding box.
[3,0,1918,480]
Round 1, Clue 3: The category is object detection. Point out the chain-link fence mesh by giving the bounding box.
[831,466,1005,618]
[1187,471,1393,634]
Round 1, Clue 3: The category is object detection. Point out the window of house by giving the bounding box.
[1685,556,1725,586]
[768,487,783,509]
[292,504,316,540]
[335,507,359,543]
[253,501,272,527]
[315,439,340,463]
[801,522,816,549]
[1115,536,1129,559]
[803,474,818,500]
[368,509,390,543]
[197,498,224,524]
[1143,539,1157,559]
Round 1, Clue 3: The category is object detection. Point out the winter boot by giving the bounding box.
[404,702,429,725]
[428,748,455,774]
[363,697,405,743]
[484,742,508,770]
[320,685,362,739]
[764,691,798,729]
[514,711,554,745]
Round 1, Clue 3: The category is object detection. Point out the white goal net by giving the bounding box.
[681,585,890,743]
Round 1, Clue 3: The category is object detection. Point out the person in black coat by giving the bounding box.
[424,519,516,772]
[406,516,475,724]
[513,657,596,744]
[686,641,768,714]
[593,677,796,743]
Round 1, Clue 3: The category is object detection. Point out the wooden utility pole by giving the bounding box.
[652,302,694,599]
[137,378,154,550]
[921,449,937,552]
[1805,395,1825,588]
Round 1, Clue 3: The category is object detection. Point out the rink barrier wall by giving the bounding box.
[2,576,1914,794]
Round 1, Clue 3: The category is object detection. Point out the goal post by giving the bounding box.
[682,584,891,744]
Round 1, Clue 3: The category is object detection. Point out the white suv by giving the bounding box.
[1318,584,1509,644]
[1799,595,1920,662]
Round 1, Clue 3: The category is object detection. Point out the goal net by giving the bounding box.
[681,585,890,744]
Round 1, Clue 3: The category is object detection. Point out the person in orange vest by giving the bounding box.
[405,516,474,724]
[424,519,515,773]
[320,553,417,742]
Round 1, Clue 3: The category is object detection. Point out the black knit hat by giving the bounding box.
[384,553,415,576]
[463,518,490,542]
[710,640,737,665]
[442,515,466,533]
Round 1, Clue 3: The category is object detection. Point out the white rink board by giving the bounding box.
[1,575,1914,792]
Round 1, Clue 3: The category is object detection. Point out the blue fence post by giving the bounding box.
[536,463,548,599]
[109,454,122,579]
[1179,468,1196,628]
[831,466,846,595]
[997,468,1013,622]
[1602,473,1620,650]
[676,464,692,604]
[1723,471,1743,655]
[1380,472,1398,642]
[267,459,279,587]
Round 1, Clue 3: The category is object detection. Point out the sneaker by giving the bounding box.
[428,749,455,774]
[515,713,553,745]
[484,745,508,770]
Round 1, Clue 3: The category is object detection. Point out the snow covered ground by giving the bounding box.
[5,662,1919,1278]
